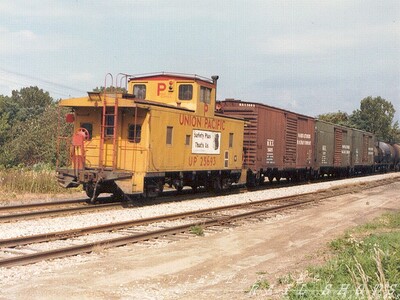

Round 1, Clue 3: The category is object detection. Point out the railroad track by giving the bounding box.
[0,175,315,223]
[0,186,229,222]
[0,199,127,222]
[0,191,220,222]
[0,174,376,223]
[0,178,395,268]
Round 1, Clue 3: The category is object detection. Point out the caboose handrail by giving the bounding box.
[116,73,130,92]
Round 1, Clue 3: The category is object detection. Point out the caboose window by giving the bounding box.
[105,107,114,136]
[178,84,193,100]
[229,133,234,148]
[200,86,211,104]
[166,126,173,145]
[185,135,191,146]
[133,84,146,99]
[128,124,141,143]
[80,123,93,140]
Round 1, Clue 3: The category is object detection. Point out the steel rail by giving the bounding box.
[0,199,86,212]
[0,202,124,222]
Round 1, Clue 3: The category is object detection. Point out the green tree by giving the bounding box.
[317,111,350,126]
[9,86,53,122]
[0,86,73,167]
[350,96,396,141]
[389,121,400,143]
[0,112,10,146]
[0,104,72,167]
[0,96,11,146]
[92,86,127,93]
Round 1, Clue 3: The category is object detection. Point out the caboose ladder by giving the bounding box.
[99,73,119,170]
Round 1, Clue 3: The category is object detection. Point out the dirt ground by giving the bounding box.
[1,180,400,299]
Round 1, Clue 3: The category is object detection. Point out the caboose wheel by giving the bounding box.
[157,181,164,195]
[213,177,222,192]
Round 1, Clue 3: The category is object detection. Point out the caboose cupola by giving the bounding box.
[127,72,218,117]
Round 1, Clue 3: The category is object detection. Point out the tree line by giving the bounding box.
[0,86,399,169]
[0,86,71,168]
[318,96,400,142]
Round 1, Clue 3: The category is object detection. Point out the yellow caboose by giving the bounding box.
[57,72,245,201]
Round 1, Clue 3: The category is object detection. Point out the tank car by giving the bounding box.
[375,141,395,172]
[393,144,400,171]
[218,99,315,184]
[56,73,245,202]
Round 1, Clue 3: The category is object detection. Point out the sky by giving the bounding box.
[0,0,399,121]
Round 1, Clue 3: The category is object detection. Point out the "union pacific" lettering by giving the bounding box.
[179,114,225,130]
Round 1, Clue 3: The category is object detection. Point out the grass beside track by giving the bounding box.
[247,212,400,298]
[285,212,400,299]
[0,167,81,203]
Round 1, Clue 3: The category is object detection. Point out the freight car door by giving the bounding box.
[284,115,297,167]
[334,129,343,167]
[362,135,370,163]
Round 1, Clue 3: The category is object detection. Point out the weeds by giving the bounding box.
[278,273,295,285]
[246,279,270,294]
[91,242,110,254]
[286,212,400,299]
[190,225,204,236]
[0,166,68,194]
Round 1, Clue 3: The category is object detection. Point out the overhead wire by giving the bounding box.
[0,67,87,98]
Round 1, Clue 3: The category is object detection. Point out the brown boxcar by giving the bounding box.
[218,99,315,184]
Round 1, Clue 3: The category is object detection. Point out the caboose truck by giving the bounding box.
[56,73,246,202]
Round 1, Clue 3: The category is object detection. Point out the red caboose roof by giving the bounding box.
[128,72,215,85]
